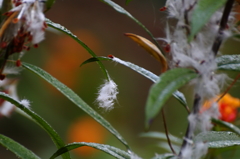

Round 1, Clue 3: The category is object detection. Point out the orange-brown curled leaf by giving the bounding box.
[125,33,167,72]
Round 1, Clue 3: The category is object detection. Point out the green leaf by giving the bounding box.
[194,131,240,148]
[50,142,131,159]
[189,0,227,41]
[22,62,130,150]
[140,132,182,145]
[0,92,70,159]
[80,57,112,67]
[100,0,163,53]
[45,0,55,12]
[0,134,40,159]
[151,153,175,159]
[145,68,198,128]
[45,18,110,80]
[125,0,132,5]
[212,118,240,136]
[216,55,240,71]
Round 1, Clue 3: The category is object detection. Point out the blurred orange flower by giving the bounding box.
[203,93,240,122]
[44,29,102,89]
[67,116,107,157]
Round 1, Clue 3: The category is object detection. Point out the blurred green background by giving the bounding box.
[1,0,240,159]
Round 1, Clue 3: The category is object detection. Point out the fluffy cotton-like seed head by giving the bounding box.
[20,99,31,108]
[192,142,208,159]
[181,144,193,159]
[1,0,46,53]
[96,79,118,111]
[181,141,208,159]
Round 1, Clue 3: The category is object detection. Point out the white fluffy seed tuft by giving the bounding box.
[96,79,118,111]
[20,99,31,108]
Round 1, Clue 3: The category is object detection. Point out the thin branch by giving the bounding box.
[161,109,176,155]
[178,94,201,158]
[212,0,234,56]
[217,73,240,102]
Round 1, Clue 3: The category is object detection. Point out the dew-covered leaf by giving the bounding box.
[145,68,198,128]
[189,0,227,41]
[216,55,240,71]
[212,118,240,136]
[194,131,240,148]
[0,92,70,159]
[151,153,175,159]
[50,142,131,159]
[0,134,40,159]
[22,62,129,149]
[140,131,182,144]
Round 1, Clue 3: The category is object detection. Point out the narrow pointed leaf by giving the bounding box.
[80,57,111,67]
[0,134,40,159]
[50,142,131,159]
[194,131,240,148]
[189,0,227,41]
[151,153,175,159]
[22,62,129,149]
[145,68,198,128]
[45,18,110,80]
[140,132,182,144]
[125,33,167,72]
[0,92,70,159]
[157,142,180,153]
[83,56,188,108]
[45,0,55,12]
[100,0,163,53]
[212,118,240,136]
[216,55,240,71]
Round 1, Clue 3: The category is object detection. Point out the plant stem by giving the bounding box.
[178,94,201,158]
[161,109,176,155]
[212,0,234,56]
